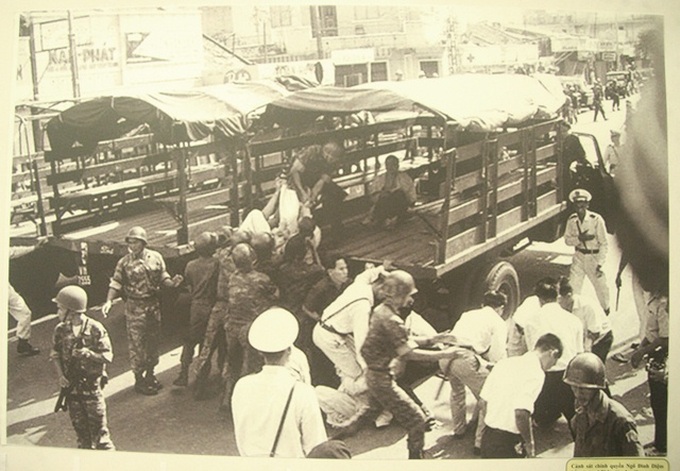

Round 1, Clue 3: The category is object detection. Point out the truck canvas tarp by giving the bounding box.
[263,73,568,131]
[45,76,314,152]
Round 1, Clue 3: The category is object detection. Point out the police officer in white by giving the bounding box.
[563,189,610,315]
[232,307,327,457]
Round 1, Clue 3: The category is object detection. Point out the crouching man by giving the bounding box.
[51,285,114,450]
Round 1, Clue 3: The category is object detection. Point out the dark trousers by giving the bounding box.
[481,427,525,458]
[373,191,409,224]
[533,370,575,429]
[612,94,620,111]
[593,103,607,121]
[648,374,667,452]
[591,330,614,365]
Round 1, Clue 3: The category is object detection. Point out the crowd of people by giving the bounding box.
[39,181,666,460]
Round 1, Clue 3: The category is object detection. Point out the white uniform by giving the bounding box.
[564,210,610,311]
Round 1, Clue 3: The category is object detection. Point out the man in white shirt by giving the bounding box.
[232,308,327,458]
[312,265,386,384]
[439,291,508,452]
[506,283,544,357]
[479,333,563,458]
[558,277,613,365]
[523,279,584,430]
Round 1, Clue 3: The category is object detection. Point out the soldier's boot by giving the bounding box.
[192,366,210,400]
[17,339,40,356]
[173,366,189,387]
[408,448,425,459]
[134,372,157,396]
[145,369,163,391]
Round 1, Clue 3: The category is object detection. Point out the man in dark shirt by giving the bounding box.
[564,353,644,456]
[303,253,350,386]
[276,235,324,358]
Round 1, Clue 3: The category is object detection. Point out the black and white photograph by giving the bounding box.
[1,1,676,470]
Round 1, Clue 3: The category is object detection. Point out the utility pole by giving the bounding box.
[310,6,324,60]
[67,10,80,98]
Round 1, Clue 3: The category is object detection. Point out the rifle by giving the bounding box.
[53,337,84,413]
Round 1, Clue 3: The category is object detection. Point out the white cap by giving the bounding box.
[248,307,299,353]
[569,188,592,203]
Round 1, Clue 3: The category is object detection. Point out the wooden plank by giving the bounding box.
[250,120,418,156]
[455,140,484,163]
[496,206,523,234]
[536,190,558,213]
[46,152,172,186]
[45,146,93,162]
[536,143,556,162]
[444,226,484,259]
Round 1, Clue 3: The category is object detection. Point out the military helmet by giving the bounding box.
[563,352,607,389]
[125,226,148,244]
[194,231,217,251]
[382,270,418,299]
[231,242,255,270]
[52,285,88,313]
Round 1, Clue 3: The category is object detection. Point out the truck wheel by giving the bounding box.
[483,261,520,320]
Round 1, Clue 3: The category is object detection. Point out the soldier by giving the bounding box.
[50,285,114,450]
[439,290,508,453]
[564,353,644,457]
[360,270,459,459]
[563,189,611,315]
[592,81,607,122]
[192,228,247,399]
[221,243,279,412]
[173,232,219,388]
[102,226,183,395]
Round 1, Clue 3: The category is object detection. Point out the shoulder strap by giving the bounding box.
[270,383,296,457]
[322,297,371,326]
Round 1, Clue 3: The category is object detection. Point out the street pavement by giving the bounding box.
[5,101,659,459]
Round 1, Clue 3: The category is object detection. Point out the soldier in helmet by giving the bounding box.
[563,189,611,315]
[360,270,459,459]
[173,232,219,389]
[563,352,644,456]
[102,226,183,395]
[220,242,279,413]
[50,285,114,450]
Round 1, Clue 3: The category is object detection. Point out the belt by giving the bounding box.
[126,294,158,301]
[319,322,348,336]
[576,248,599,254]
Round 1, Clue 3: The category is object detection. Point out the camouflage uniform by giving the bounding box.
[193,246,234,377]
[51,317,114,450]
[361,303,427,459]
[109,248,171,375]
[222,269,278,407]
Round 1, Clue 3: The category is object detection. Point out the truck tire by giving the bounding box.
[482,261,520,320]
